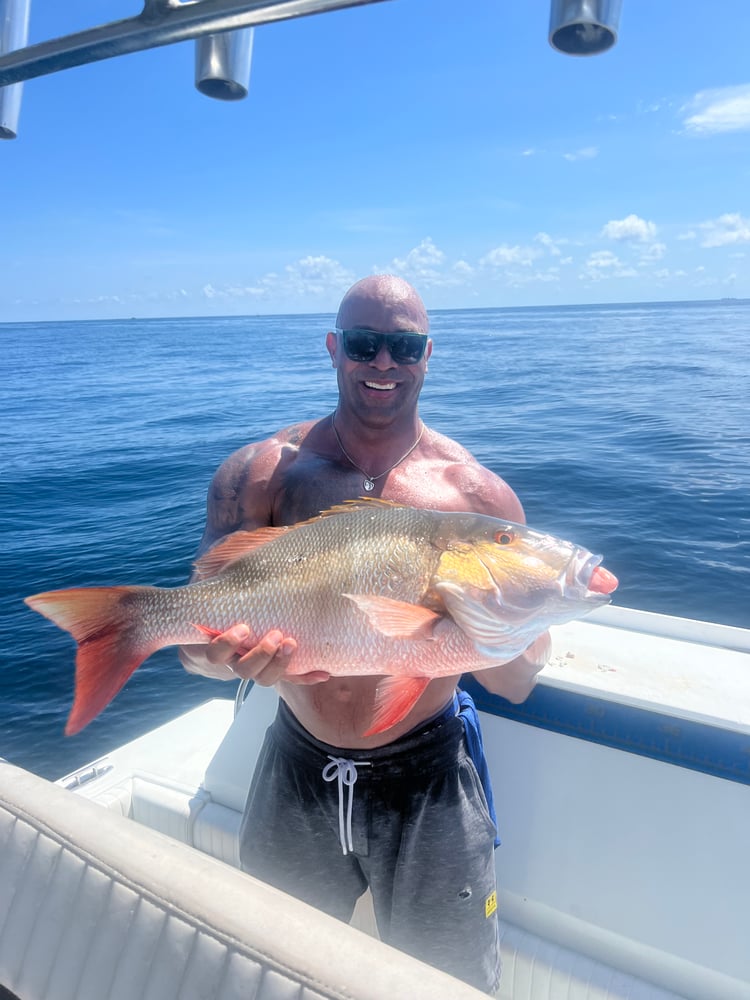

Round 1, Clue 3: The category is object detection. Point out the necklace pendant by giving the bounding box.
[363,478,375,492]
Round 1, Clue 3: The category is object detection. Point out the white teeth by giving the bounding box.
[365,381,396,390]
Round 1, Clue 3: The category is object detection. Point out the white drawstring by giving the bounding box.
[322,756,371,855]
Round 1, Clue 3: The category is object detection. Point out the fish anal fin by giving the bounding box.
[363,676,432,737]
[344,594,441,640]
[193,527,289,580]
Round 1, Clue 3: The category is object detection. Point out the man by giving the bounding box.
[180,274,548,994]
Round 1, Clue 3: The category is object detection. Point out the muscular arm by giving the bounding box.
[178,433,329,685]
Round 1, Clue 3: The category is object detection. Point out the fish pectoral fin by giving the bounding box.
[190,622,222,641]
[189,622,254,657]
[433,580,515,650]
[193,527,290,580]
[363,676,432,737]
[343,594,442,640]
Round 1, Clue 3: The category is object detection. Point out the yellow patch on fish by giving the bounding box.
[485,890,498,919]
[435,544,498,592]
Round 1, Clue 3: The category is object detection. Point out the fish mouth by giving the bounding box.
[565,550,617,602]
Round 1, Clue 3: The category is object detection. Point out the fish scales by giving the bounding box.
[182,505,444,672]
[24,500,618,735]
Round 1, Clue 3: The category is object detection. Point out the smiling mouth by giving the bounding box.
[364,381,397,391]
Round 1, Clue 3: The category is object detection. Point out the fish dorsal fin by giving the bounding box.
[193,499,409,580]
[193,527,290,580]
[312,497,407,519]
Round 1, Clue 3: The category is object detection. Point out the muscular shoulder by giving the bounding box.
[422,427,526,523]
[201,420,317,551]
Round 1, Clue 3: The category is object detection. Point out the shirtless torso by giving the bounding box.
[181,415,529,749]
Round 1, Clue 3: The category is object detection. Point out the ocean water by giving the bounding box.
[2,301,749,779]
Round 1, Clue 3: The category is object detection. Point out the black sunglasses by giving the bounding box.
[336,327,428,365]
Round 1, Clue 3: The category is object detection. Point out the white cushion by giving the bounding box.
[0,761,489,1000]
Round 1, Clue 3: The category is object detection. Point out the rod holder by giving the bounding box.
[0,0,31,138]
[195,26,253,101]
[549,0,622,56]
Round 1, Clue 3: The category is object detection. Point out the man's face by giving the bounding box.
[326,304,432,427]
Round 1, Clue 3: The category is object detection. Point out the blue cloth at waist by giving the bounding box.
[455,689,501,848]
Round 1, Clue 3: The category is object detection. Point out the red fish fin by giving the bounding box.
[189,622,254,657]
[363,676,432,737]
[25,586,160,736]
[344,594,442,639]
[193,527,289,580]
[190,622,222,641]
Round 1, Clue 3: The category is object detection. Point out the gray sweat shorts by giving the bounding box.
[238,698,501,994]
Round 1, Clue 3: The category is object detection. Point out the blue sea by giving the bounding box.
[2,301,749,779]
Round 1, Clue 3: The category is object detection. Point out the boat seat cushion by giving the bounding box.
[0,762,489,1000]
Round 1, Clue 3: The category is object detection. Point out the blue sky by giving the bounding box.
[2,0,750,321]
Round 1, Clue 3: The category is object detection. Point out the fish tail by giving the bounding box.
[24,586,161,735]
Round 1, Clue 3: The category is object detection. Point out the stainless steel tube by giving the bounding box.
[549,0,622,56]
[195,26,254,100]
[0,0,31,138]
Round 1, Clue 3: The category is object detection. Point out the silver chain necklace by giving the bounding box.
[331,416,425,492]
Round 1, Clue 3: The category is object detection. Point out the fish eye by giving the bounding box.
[495,529,515,545]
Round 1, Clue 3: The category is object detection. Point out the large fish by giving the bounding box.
[25,499,617,737]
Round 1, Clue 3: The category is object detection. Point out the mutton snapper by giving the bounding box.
[25,499,618,737]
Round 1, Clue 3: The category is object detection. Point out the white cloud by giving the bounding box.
[682,84,750,134]
[581,251,637,281]
[200,257,355,302]
[562,146,598,162]
[636,99,670,115]
[638,242,667,263]
[453,259,474,277]
[391,237,445,271]
[386,237,451,286]
[480,244,541,269]
[601,214,658,242]
[534,231,567,256]
[586,250,620,270]
[283,255,354,295]
[699,213,750,247]
[506,269,561,288]
[652,267,686,280]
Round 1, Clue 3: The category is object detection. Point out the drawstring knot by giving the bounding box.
[322,755,371,855]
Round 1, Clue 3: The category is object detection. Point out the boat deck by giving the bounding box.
[5,607,747,999]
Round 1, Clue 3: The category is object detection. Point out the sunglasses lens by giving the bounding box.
[342,331,379,362]
[389,334,426,364]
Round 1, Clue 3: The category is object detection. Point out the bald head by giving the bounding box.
[336,275,429,334]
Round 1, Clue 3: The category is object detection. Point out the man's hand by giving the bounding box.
[472,631,551,703]
[179,625,330,686]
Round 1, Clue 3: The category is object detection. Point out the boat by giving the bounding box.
[3,604,748,999]
[2,3,748,999]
